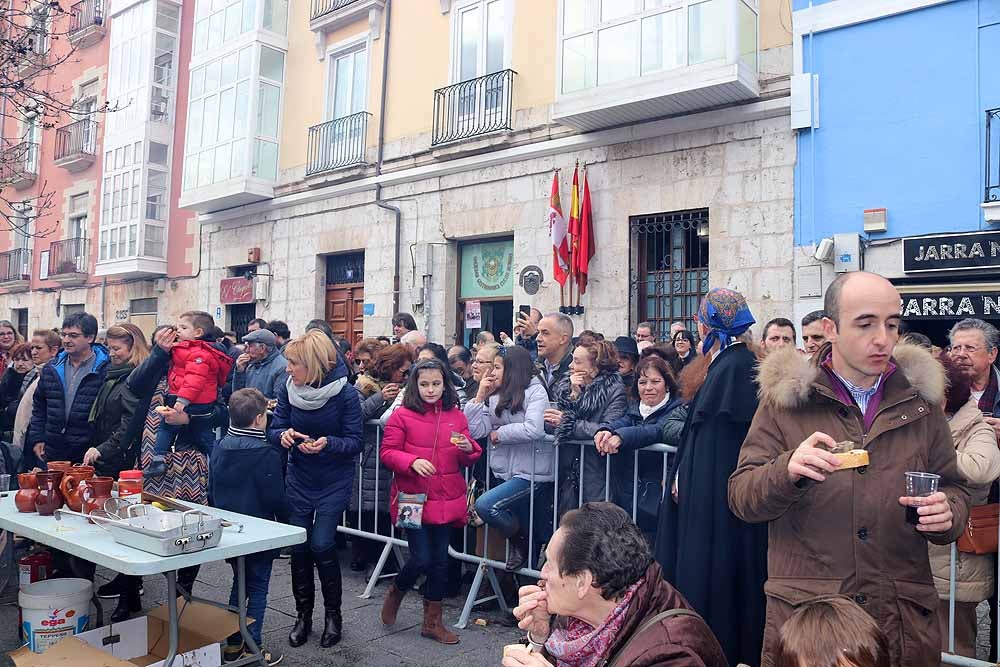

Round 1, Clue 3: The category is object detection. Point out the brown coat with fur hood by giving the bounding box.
[728,344,971,667]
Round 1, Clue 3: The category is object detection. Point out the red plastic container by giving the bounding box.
[118,470,143,504]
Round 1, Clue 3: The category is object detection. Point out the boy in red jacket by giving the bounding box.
[147,310,234,477]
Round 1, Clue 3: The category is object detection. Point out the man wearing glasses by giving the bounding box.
[27,312,109,465]
[948,318,1000,439]
[634,321,656,344]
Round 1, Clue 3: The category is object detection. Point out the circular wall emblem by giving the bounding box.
[519,265,544,296]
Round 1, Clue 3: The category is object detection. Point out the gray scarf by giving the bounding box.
[286,375,347,411]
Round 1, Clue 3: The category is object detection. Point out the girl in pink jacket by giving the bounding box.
[379,358,481,645]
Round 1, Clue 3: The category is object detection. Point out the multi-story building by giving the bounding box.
[183,0,797,344]
[0,0,197,337]
[789,0,1000,346]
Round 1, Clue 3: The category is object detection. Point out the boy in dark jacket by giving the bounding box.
[147,311,233,477]
[211,388,286,665]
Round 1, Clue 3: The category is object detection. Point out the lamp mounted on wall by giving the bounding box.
[813,238,835,263]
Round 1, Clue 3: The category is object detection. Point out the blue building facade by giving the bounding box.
[791,0,1000,344]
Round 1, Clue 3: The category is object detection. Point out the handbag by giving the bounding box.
[396,492,427,530]
[957,503,999,555]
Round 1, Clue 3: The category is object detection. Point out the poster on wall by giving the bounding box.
[465,300,482,329]
[460,240,514,299]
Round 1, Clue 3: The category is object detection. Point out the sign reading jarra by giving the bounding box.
[220,277,255,305]
[903,231,1000,273]
[902,291,1000,320]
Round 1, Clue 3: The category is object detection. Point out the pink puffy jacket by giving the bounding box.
[381,401,481,527]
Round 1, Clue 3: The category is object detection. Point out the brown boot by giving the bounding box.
[420,600,459,644]
[380,583,406,626]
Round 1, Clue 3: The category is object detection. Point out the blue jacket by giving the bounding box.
[601,397,685,451]
[210,427,287,522]
[267,354,363,515]
[232,347,286,399]
[28,346,110,464]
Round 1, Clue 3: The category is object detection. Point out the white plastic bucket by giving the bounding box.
[19,577,92,653]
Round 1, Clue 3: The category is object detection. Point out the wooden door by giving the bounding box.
[325,283,364,343]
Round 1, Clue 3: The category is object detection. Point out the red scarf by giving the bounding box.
[545,579,642,667]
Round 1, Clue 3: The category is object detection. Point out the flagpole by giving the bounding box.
[556,168,565,310]
[577,164,585,311]
[568,160,578,315]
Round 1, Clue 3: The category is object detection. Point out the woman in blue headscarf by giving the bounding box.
[653,288,768,667]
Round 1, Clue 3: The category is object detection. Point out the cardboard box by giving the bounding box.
[11,598,242,667]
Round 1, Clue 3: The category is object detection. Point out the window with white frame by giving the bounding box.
[326,43,367,120]
[10,202,32,254]
[107,0,153,132]
[193,0,252,56]
[99,140,143,261]
[452,0,507,82]
[559,0,756,94]
[68,193,89,239]
[253,46,284,181]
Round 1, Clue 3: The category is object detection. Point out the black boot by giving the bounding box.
[176,565,200,596]
[288,552,315,648]
[316,552,343,648]
[110,578,141,623]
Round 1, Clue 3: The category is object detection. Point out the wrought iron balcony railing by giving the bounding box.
[0,142,39,185]
[310,0,359,21]
[986,108,1000,204]
[305,111,370,176]
[49,238,89,276]
[432,69,516,146]
[0,249,31,283]
[55,119,98,161]
[69,0,104,35]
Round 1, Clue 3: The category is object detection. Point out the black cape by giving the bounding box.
[654,343,768,667]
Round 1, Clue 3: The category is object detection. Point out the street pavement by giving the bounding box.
[0,550,523,666]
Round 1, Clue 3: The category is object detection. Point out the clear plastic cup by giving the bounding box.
[904,472,940,525]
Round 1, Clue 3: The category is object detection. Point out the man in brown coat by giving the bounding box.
[728,271,970,667]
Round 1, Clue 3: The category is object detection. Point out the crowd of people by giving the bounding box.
[1,268,998,667]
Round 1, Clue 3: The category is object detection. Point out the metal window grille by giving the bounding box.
[629,209,710,342]
[305,112,370,176]
[326,252,365,285]
[49,238,89,275]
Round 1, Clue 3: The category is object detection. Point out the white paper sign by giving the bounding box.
[465,300,482,329]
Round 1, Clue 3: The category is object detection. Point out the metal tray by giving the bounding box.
[105,506,224,556]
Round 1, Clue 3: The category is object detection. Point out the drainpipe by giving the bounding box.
[373,0,401,317]
[100,276,107,327]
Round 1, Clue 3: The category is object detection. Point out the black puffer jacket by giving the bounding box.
[350,380,394,515]
[28,346,110,464]
[89,363,141,478]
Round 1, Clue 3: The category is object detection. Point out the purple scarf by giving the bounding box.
[546,579,643,667]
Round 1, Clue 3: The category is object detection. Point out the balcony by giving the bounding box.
[68,0,105,47]
[48,238,90,286]
[432,70,516,147]
[309,0,384,50]
[553,0,759,132]
[985,108,1000,223]
[306,112,371,176]
[54,119,98,172]
[0,143,39,190]
[0,249,32,290]
[17,32,48,77]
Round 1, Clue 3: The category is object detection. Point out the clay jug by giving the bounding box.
[46,461,72,474]
[80,477,114,520]
[14,473,38,513]
[34,471,65,516]
[60,465,94,513]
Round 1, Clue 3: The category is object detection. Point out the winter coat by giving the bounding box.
[0,367,31,432]
[554,371,627,509]
[660,404,688,447]
[267,355,364,516]
[538,563,727,667]
[28,346,110,464]
[167,339,234,405]
[13,375,37,455]
[537,352,572,396]
[89,362,141,478]
[381,402,481,527]
[210,427,287,523]
[464,377,553,482]
[349,376,394,514]
[232,347,287,399]
[729,344,972,667]
[929,398,1000,603]
[599,397,684,525]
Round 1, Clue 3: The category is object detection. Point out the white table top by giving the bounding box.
[0,496,306,576]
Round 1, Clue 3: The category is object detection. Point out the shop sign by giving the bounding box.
[902,231,1000,273]
[220,277,255,304]
[460,240,514,299]
[901,291,1000,319]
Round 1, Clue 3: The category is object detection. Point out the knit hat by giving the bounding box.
[697,288,755,355]
[614,336,639,359]
[243,328,277,347]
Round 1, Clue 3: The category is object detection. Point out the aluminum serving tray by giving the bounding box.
[107,505,224,556]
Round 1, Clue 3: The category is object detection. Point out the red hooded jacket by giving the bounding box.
[381,401,481,527]
[167,339,234,405]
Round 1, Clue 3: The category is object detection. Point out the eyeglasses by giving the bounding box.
[61,332,84,340]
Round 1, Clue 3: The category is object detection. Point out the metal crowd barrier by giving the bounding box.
[339,422,998,656]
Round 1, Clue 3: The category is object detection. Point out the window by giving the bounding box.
[262,0,287,34]
[69,193,89,239]
[63,304,86,317]
[10,202,33,252]
[559,0,752,94]
[327,44,367,120]
[452,0,507,82]
[253,46,283,181]
[193,0,253,56]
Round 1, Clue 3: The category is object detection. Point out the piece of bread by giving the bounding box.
[503,645,528,658]
[833,449,869,470]
[154,405,171,414]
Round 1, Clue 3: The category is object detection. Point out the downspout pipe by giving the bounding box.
[374,0,401,316]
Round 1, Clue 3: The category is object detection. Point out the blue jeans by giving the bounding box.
[475,477,551,540]
[155,401,214,455]
[227,556,273,647]
[287,511,340,557]
[396,524,451,602]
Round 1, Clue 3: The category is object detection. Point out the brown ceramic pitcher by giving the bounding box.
[34,471,65,516]
[80,477,114,521]
[60,465,95,513]
[14,473,38,513]
[46,461,72,474]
